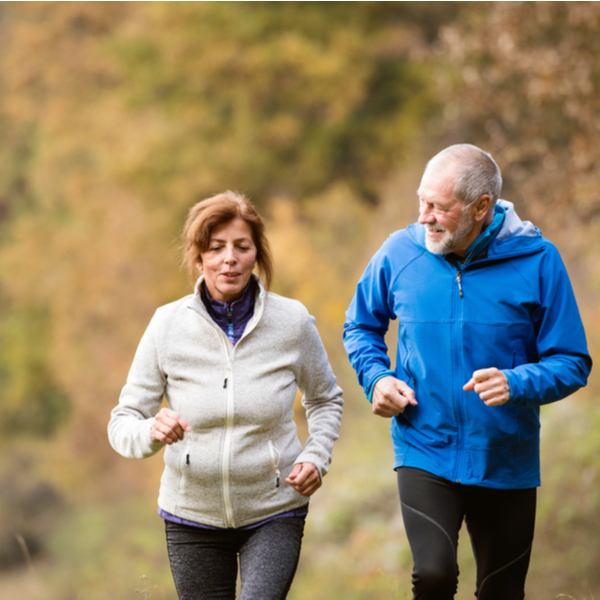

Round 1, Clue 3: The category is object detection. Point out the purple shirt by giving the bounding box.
[159,505,309,531]
[201,278,256,345]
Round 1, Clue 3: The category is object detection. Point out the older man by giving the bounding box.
[344,144,591,599]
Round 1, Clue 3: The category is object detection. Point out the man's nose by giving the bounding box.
[418,205,434,224]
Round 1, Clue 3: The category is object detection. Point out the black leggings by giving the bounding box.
[165,516,306,600]
[397,467,536,600]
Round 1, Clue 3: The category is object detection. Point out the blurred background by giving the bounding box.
[0,2,599,598]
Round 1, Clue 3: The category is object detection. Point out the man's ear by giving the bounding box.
[472,194,492,222]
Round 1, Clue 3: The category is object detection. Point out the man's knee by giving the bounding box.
[412,562,458,599]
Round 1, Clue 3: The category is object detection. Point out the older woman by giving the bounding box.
[108,191,343,600]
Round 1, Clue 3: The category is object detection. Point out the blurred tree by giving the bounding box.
[0,302,70,438]
[435,1,600,264]
[0,454,64,571]
[108,1,457,208]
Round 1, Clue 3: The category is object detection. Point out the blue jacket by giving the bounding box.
[344,201,592,489]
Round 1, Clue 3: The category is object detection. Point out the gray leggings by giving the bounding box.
[165,516,306,600]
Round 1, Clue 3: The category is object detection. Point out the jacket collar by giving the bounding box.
[457,203,506,266]
[188,274,266,342]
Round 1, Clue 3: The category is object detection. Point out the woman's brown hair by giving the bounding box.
[182,191,273,289]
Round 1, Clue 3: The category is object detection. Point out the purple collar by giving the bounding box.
[200,278,256,345]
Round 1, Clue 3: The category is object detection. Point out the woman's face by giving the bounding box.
[199,217,257,303]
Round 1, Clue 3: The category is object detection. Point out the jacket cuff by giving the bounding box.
[366,370,396,403]
[501,369,517,405]
[294,452,327,479]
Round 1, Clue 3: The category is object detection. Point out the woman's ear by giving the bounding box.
[196,260,203,272]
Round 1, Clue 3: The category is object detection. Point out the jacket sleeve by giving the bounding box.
[107,312,168,459]
[343,247,397,400]
[293,312,344,479]
[504,244,592,407]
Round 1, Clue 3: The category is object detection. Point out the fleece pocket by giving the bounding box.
[268,440,281,489]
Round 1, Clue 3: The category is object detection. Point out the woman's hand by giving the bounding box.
[151,408,191,444]
[285,462,321,497]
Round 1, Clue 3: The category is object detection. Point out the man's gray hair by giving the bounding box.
[424,144,502,206]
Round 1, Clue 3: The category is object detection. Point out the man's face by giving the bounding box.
[417,172,475,256]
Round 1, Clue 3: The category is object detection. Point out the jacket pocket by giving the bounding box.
[401,350,418,399]
[177,436,193,494]
[268,440,281,489]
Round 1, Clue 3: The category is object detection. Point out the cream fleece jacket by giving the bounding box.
[108,276,343,529]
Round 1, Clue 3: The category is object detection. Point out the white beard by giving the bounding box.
[425,208,474,255]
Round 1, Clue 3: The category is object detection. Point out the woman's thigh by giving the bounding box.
[238,516,306,600]
[165,521,238,600]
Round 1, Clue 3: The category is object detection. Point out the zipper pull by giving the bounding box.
[226,305,235,343]
[186,454,190,465]
[223,378,228,388]
[456,270,464,298]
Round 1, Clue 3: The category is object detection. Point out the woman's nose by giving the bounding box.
[224,247,237,264]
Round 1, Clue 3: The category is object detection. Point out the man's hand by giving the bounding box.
[151,408,191,444]
[372,376,417,418]
[463,368,510,406]
[286,462,321,497]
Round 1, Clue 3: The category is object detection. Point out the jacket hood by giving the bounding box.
[488,199,544,259]
[495,199,538,241]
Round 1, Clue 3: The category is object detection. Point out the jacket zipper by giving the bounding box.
[455,269,464,298]
[226,304,234,343]
[453,264,466,481]
[222,358,235,527]
[217,315,245,528]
